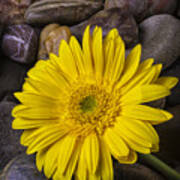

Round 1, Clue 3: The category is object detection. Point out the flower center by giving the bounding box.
[79,95,97,113]
[66,83,121,135]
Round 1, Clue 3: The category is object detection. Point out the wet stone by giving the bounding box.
[156,105,180,162]
[2,24,38,64]
[25,0,103,26]
[38,24,71,60]
[161,60,180,106]
[71,8,139,48]
[0,101,26,170]
[105,0,178,22]
[0,0,33,25]
[0,154,46,180]
[139,14,180,69]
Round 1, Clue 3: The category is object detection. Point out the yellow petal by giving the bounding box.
[104,127,129,158]
[82,133,99,174]
[121,84,170,105]
[36,149,47,172]
[151,64,162,82]
[120,65,157,94]
[57,135,77,174]
[137,58,154,73]
[156,76,179,89]
[118,150,137,164]
[121,105,173,124]
[82,25,93,76]
[99,137,113,180]
[26,125,68,154]
[116,44,141,88]
[20,129,35,146]
[92,27,104,80]
[69,36,85,75]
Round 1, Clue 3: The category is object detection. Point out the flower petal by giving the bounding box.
[116,44,141,88]
[156,76,179,89]
[36,149,47,172]
[137,58,154,73]
[121,104,173,124]
[118,150,137,164]
[104,127,129,158]
[82,25,93,76]
[59,40,78,78]
[82,133,99,174]
[57,135,77,174]
[92,26,104,80]
[99,137,113,180]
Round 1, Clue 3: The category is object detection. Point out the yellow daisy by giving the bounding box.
[12,26,178,180]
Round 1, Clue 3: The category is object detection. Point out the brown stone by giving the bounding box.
[25,0,103,25]
[0,0,33,25]
[71,8,139,48]
[38,24,71,60]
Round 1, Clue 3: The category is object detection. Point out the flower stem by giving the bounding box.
[139,154,180,180]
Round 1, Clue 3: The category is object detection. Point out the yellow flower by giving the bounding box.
[12,26,178,180]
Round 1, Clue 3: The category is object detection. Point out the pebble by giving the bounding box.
[156,105,180,162]
[114,162,164,180]
[2,24,38,64]
[0,56,29,100]
[71,8,139,48]
[38,24,71,60]
[25,0,103,25]
[0,0,33,25]
[161,60,180,106]
[0,154,46,180]
[105,0,178,22]
[139,14,180,69]
[0,101,26,170]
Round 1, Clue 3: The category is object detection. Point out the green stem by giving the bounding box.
[139,154,180,180]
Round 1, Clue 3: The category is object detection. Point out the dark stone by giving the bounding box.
[114,162,164,180]
[105,0,178,22]
[0,101,26,170]
[139,15,180,69]
[2,24,38,64]
[25,0,103,26]
[71,8,139,48]
[156,105,180,162]
[161,60,180,106]
[0,0,33,25]
[0,56,29,100]
[0,154,46,180]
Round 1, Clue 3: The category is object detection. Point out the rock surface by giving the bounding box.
[156,105,180,162]
[38,24,71,59]
[71,8,139,48]
[114,162,164,180]
[161,60,180,106]
[0,101,25,170]
[105,0,178,22]
[0,0,33,25]
[0,56,29,100]
[139,15,180,69]
[0,154,46,180]
[2,24,38,64]
[25,0,103,25]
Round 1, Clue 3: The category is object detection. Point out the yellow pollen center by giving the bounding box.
[66,84,121,135]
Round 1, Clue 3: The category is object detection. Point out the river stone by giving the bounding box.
[139,15,180,70]
[2,24,38,64]
[25,0,103,25]
[0,101,26,170]
[161,60,180,106]
[38,24,71,59]
[0,0,33,25]
[0,56,29,100]
[70,8,139,48]
[156,105,180,162]
[105,0,178,22]
[114,162,164,180]
[0,154,46,180]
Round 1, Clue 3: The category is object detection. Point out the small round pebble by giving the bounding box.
[2,24,38,64]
